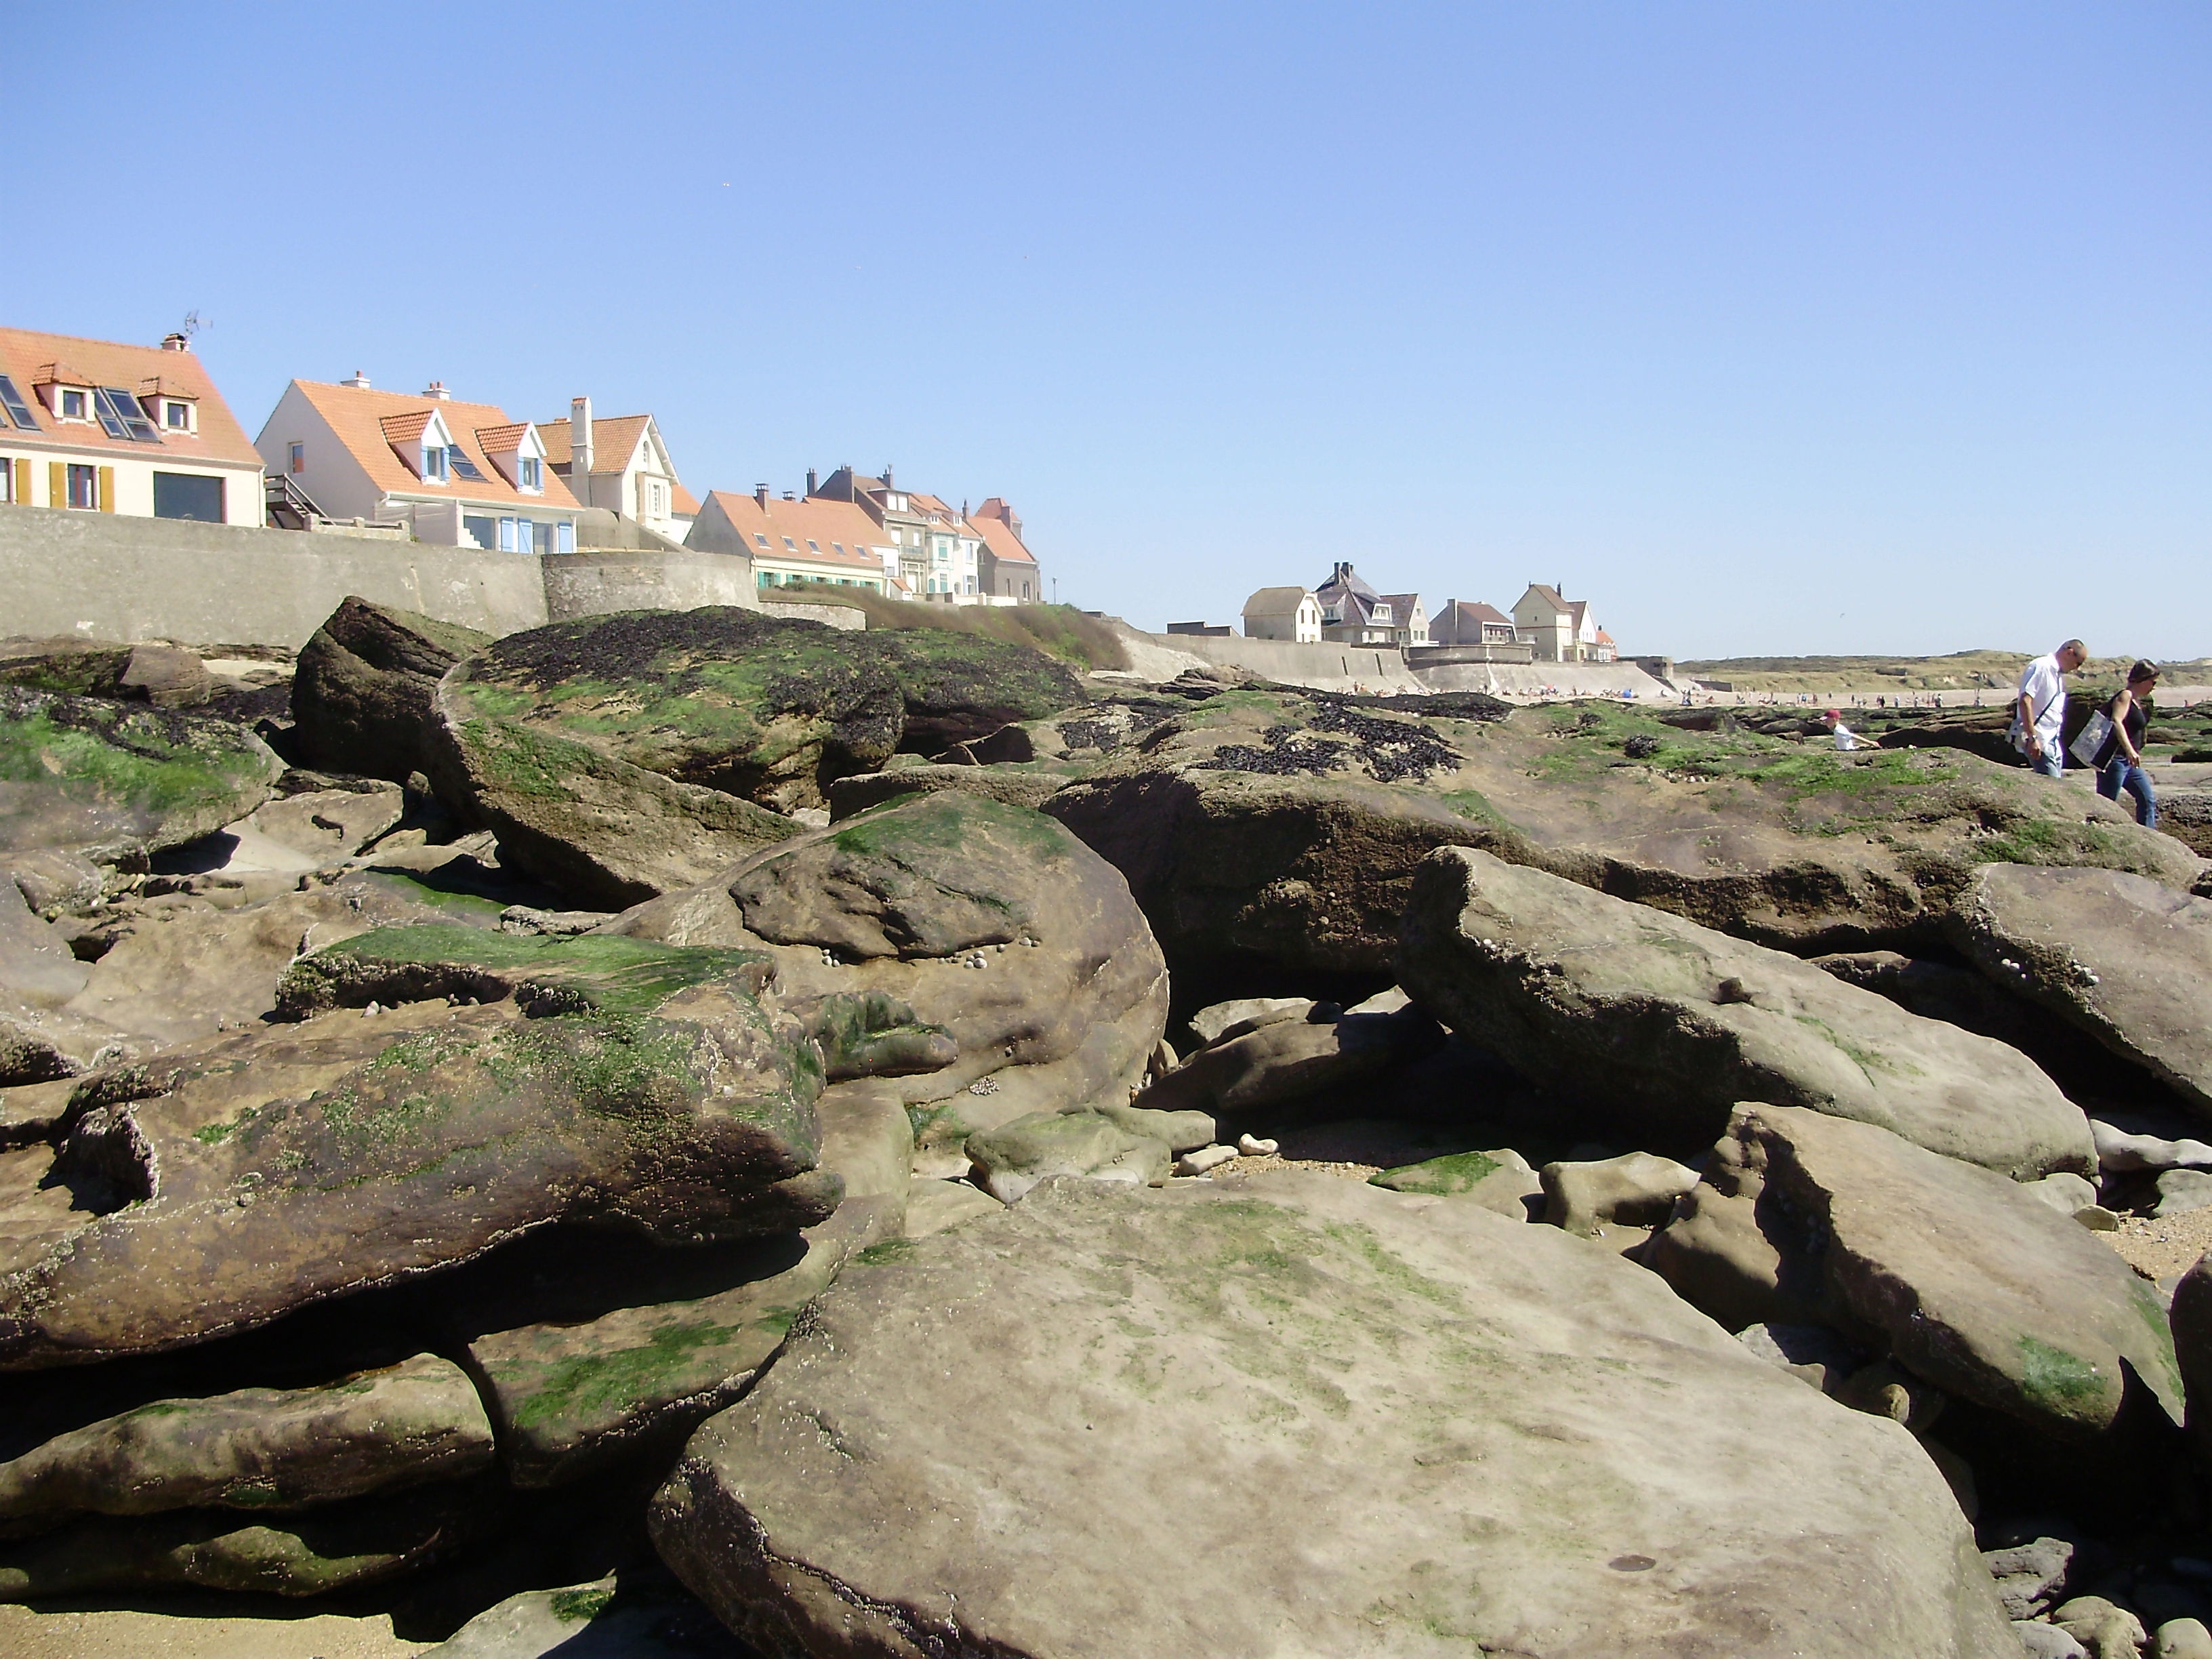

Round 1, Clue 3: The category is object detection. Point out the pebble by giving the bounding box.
[2159,1618,2212,1659]
[1237,1134,1279,1156]
[2074,1206,2122,1232]
[2054,1596,2147,1658]
[2013,1624,2086,1659]
[1176,1144,1240,1176]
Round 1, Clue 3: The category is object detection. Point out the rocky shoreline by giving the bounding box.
[0,600,2208,1657]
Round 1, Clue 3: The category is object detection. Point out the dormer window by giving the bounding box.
[519,456,540,490]
[422,443,449,482]
[162,399,196,432]
[59,389,88,422]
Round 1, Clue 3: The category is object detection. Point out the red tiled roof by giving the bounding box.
[701,491,886,573]
[474,421,531,455]
[537,413,651,473]
[0,327,262,467]
[671,481,699,517]
[285,380,579,508]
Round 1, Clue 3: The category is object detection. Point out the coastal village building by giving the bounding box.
[1512,583,1610,662]
[690,488,889,593]
[911,492,985,596]
[255,377,580,552]
[0,327,264,524]
[1313,563,1425,647]
[1430,600,1520,647]
[1242,586,1324,642]
[810,466,930,592]
[970,497,1042,601]
[536,399,698,544]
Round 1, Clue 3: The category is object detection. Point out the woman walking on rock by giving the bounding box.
[2094,660,2159,828]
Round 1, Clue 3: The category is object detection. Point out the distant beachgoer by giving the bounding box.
[2014,639,2087,779]
[2093,661,2159,828]
[1822,709,1877,752]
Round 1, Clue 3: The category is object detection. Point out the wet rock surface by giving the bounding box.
[651,1173,2016,1659]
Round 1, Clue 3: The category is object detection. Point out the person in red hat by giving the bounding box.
[1821,708,1878,752]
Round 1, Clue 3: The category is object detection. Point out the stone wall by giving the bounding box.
[1133,629,1429,693]
[0,505,766,649]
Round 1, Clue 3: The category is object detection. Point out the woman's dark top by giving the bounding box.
[2095,693,2147,769]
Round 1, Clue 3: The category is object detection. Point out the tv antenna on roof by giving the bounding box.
[180,310,206,339]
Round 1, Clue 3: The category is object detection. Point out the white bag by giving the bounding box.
[2069,710,2113,769]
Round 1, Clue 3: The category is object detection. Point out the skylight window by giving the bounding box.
[754,533,769,548]
[806,540,820,552]
[781,537,796,550]
[0,377,39,430]
[96,388,161,443]
[447,447,485,481]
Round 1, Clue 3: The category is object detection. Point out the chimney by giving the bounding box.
[423,380,451,401]
[782,491,795,501]
[159,332,190,352]
[342,371,371,389]
[883,466,894,489]
[571,398,593,510]
[806,468,817,496]
[755,483,769,507]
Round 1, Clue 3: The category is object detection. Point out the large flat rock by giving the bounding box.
[1398,846,2095,1179]
[1656,1104,2183,1440]
[1944,865,2212,1118]
[651,1174,2015,1659]
[291,596,491,782]
[1040,689,2200,978]
[0,927,834,1369]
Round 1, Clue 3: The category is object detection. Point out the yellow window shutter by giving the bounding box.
[49,462,65,508]
[98,467,115,512]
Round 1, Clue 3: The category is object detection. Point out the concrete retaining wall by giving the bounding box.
[0,505,769,649]
[1135,630,1428,693]
[1412,659,1673,699]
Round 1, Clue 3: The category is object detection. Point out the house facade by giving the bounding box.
[1313,562,1422,647]
[1242,586,1322,642]
[690,488,888,594]
[1512,583,1607,661]
[969,497,1042,602]
[810,466,929,590]
[536,399,698,544]
[255,377,581,552]
[0,327,264,525]
[1431,600,1520,647]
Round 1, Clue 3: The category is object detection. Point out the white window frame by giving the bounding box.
[57,388,91,424]
[162,399,196,433]
[518,455,541,491]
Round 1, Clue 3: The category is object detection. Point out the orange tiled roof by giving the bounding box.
[537,414,649,473]
[970,509,1036,568]
[671,480,699,517]
[0,327,261,467]
[285,380,579,508]
[474,421,531,454]
[379,409,434,447]
[701,491,888,573]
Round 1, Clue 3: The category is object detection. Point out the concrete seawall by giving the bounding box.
[0,506,763,648]
[1129,625,1673,700]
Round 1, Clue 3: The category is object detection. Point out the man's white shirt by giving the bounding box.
[2017,655,2067,754]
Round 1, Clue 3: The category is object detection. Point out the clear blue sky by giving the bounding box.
[20,2,2207,659]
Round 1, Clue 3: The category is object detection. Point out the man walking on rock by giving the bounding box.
[2015,638,2087,779]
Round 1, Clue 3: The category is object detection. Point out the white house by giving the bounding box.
[1242,586,1323,642]
[0,327,264,524]
[1512,583,1607,662]
[535,399,698,544]
[689,488,890,594]
[255,377,581,552]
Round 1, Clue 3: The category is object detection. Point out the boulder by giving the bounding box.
[1541,1151,1702,1235]
[60,873,451,1048]
[427,682,801,910]
[601,792,1168,1164]
[1945,865,2212,1118]
[0,881,88,1012]
[825,763,1069,821]
[0,1481,496,1599]
[2160,1618,2212,1659]
[0,1353,491,1531]
[239,781,406,863]
[1185,994,1314,1047]
[651,1173,2017,1659]
[0,687,281,869]
[2166,1252,2212,1464]
[1982,1537,2073,1620]
[903,1176,1003,1238]
[1130,1006,1439,1120]
[1399,847,2095,1179]
[0,926,836,1369]
[2053,1597,2149,1659]
[421,1571,751,1658]
[0,641,213,709]
[1368,1147,1542,1217]
[1653,1104,2182,1440]
[291,596,491,781]
[2158,1170,2212,1216]
[1042,687,2200,980]
[2091,1119,2212,1173]
[463,1081,910,1488]
[434,606,1083,817]
[963,1111,1170,1204]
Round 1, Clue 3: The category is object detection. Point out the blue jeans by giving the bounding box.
[2098,759,2157,829]
[2031,747,2064,779]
